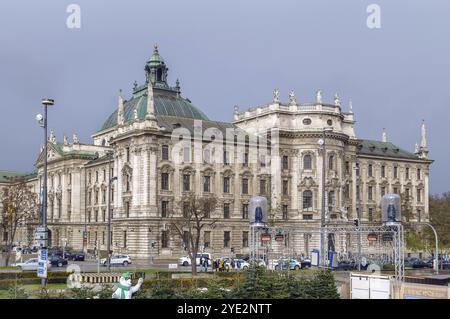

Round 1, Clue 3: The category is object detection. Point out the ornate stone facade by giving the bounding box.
[2,46,432,260]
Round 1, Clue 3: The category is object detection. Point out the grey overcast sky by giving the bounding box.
[0,0,449,194]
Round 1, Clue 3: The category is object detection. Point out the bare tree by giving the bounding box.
[170,192,218,275]
[1,178,39,266]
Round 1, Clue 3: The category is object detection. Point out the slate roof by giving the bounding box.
[100,88,209,132]
[357,139,421,160]
[0,171,36,183]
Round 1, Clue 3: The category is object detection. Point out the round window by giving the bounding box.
[303,118,312,125]
[327,119,333,126]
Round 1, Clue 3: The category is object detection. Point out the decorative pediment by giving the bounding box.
[36,143,63,166]
[299,176,316,189]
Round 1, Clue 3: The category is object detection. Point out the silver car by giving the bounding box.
[13,258,52,271]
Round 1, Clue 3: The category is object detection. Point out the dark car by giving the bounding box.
[411,259,429,269]
[66,252,85,261]
[49,256,68,267]
[336,260,355,271]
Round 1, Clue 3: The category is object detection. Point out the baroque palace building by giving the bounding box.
[1,46,432,259]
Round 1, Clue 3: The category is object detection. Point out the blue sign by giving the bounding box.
[37,249,48,278]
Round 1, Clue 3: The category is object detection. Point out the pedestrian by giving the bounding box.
[236,259,241,272]
[218,259,223,272]
[203,257,209,272]
[230,258,235,271]
[213,259,218,271]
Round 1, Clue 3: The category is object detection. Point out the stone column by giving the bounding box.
[148,146,158,216]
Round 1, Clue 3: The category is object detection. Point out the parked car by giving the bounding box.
[100,255,131,266]
[235,259,250,270]
[49,256,68,267]
[179,253,212,266]
[65,251,85,261]
[13,258,52,271]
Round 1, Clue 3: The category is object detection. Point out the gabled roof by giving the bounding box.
[357,139,422,160]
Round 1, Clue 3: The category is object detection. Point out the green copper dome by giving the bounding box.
[99,88,209,132]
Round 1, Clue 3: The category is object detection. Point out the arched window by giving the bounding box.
[303,190,313,210]
[303,154,312,170]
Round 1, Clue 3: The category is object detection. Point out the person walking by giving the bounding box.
[236,259,241,272]
[203,257,209,272]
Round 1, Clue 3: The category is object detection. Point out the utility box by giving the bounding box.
[311,249,320,267]
[350,273,391,299]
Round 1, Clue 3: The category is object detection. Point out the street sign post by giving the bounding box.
[37,248,48,279]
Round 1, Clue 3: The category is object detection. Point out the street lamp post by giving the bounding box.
[318,127,333,267]
[38,98,54,288]
[106,151,117,272]
[419,222,439,274]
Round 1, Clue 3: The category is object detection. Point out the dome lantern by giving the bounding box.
[145,44,169,87]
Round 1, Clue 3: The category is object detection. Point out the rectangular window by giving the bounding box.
[405,188,410,198]
[223,177,230,193]
[204,231,211,248]
[242,178,249,194]
[259,179,266,195]
[368,208,373,222]
[223,151,230,165]
[203,149,211,164]
[161,173,169,190]
[417,209,422,222]
[417,168,421,180]
[242,204,249,219]
[95,209,98,222]
[243,152,249,167]
[393,187,398,194]
[162,145,169,160]
[381,187,386,197]
[203,176,210,193]
[183,231,189,250]
[242,231,249,248]
[406,167,410,179]
[303,214,313,220]
[123,231,127,248]
[417,189,422,202]
[96,171,99,182]
[381,165,386,178]
[356,185,360,201]
[223,203,230,219]
[183,146,190,163]
[224,231,230,248]
[394,166,398,179]
[260,155,266,167]
[102,231,105,245]
[183,202,190,218]
[161,231,169,248]
[345,161,350,175]
[368,164,373,177]
[125,202,130,218]
[282,180,288,195]
[183,174,190,192]
[368,186,373,200]
[161,201,169,218]
[126,147,130,162]
[282,155,289,170]
[102,209,106,222]
[282,205,288,220]
[355,163,360,176]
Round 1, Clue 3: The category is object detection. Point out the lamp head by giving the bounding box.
[36,114,43,122]
[41,98,55,106]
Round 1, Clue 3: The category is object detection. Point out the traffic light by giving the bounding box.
[354,219,359,227]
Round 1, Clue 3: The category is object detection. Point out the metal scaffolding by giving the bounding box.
[250,222,405,282]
